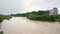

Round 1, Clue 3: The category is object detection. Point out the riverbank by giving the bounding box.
[0,14,12,34]
[0,14,12,23]
[10,11,60,22]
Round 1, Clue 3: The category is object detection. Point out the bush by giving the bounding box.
[27,14,38,20]
[27,13,60,22]
[0,14,11,22]
[0,31,3,34]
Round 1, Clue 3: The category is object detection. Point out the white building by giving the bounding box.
[49,7,58,15]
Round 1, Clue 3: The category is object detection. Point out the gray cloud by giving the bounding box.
[0,0,60,15]
[31,0,60,9]
[0,0,24,15]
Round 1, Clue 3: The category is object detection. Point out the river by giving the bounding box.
[1,17,60,34]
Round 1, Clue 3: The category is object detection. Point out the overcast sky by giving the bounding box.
[0,0,60,15]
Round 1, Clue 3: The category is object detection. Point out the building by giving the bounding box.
[49,7,58,15]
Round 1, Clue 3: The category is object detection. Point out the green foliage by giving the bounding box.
[0,31,3,34]
[10,10,60,22]
[10,13,26,17]
[26,10,60,22]
[0,14,11,22]
[10,10,49,17]
[37,10,49,15]
[27,14,40,20]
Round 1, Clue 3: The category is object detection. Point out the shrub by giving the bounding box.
[0,31,3,34]
[0,14,11,22]
[27,13,60,22]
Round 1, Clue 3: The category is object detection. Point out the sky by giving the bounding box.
[0,0,60,15]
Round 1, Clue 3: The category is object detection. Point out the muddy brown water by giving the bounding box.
[1,17,60,34]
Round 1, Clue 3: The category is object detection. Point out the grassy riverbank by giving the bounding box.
[27,14,60,22]
[0,14,12,23]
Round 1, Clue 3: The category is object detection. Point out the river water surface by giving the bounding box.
[1,17,60,34]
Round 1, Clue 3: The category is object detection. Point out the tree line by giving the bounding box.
[10,10,60,22]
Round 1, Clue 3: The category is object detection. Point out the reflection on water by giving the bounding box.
[1,17,60,34]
